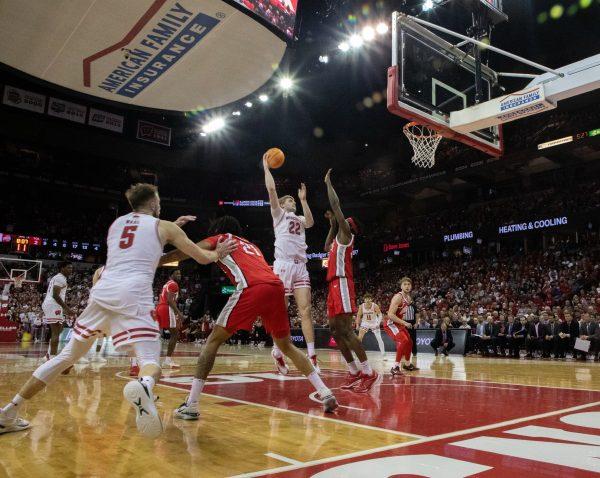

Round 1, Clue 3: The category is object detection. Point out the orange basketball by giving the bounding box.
[265,148,285,169]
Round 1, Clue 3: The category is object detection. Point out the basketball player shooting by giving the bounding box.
[0,184,236,438]
[156,216,338,419]
[324,169,379,393]
[263,154,320,373]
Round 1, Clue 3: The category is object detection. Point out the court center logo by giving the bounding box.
[83,1,222,99]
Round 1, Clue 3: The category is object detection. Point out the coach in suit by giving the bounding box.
[590,317,600,361]
[544,315,561,358]
[576,313,596,360]
[491,317,507,356]
[525,316,546,358]
[557,312,579,359]
[471,316,493,356]
[505,316,523,358]
[431,323,454,356]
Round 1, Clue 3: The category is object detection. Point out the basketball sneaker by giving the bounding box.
[129,363,140,377]
[123,379,163,438]
[390,366,404,377]
[320,392,339,413]
[340,372,362,390]
[174,400,200,421]
[271,349,289,375]
[163,357,180,369]
[92,355,107,364]
[0,411,30,435]
[310,355,321,374]
[353,371,380,393]
[77,356,90,364]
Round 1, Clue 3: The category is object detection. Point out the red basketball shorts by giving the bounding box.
[155,304,177,329]
[216,283,290,339]
[327,277,357,318]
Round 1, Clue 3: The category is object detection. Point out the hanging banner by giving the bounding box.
[2,85,46,113]
[88,108,124,133]
[47,97,87,123]
[137,120,171,146]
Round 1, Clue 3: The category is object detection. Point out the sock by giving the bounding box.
[140,376,155,390]
[187,378,205,406]
[345,359,359,375]
[307,371,327,391]
[130,357,138,367]
[307,342,315,357]
[360,360,373,376]
[3,395,25,419]
[272,345,283,359]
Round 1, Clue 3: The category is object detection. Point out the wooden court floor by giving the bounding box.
[1,342,600,477]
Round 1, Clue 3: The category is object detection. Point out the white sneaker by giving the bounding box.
[92,355,107,364]
[271,349,289,375]
[174,400,200,421]
[320,393,339,413]
[0,411,30,435]
[163,360,180,369]
[77,356,90,364]
[123,380,163,438]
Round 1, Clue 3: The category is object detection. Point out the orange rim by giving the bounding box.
[403,121,444,138]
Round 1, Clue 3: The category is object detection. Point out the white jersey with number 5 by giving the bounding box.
[273,208,308,263]
[90,212,162,316]
[42,273,68,309]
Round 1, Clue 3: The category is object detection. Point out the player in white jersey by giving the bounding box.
[263,154,320,373]
[0,183,236,438]
[41,262,74,361]
[356,294,386,358]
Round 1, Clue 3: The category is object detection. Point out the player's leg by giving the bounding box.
[123,339,163,438]
[0,335,95,434]
[271,262,291,373]
[163,307,180,368]
[271,290,290,375]
[47,322,63,358]
[357,327,367,342]
[406,327,419,371]
[175,325,232,420]
[372,327,386,358]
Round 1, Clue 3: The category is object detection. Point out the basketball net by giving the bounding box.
[13,275,24,289]
[403,122,443,169]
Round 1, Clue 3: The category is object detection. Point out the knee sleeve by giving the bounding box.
[33,337,93,384]
[131,340,161,369]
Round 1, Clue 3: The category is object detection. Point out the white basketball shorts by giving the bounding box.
[273,260,311,296]
[72,300,160,349]
[42,303,64,325]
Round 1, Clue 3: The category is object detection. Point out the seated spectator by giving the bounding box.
[525,315,546,358]
[506,315,523,358]
[557,312,579,359]
[544,315,561,359]
[576,312,596,360]
[431,322,454,356]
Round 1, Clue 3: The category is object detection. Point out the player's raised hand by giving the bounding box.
[298,183,307,201]
[324,168,332,184]
[325,210,336,225]
[262,153,270,169]
[215,236,237,259]
[174,215,197,227]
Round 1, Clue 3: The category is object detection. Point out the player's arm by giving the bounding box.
[324,210,338,251]
[375,304,383,323]
[298,183,314,229]
[92,266,104,286]
[159,221,236,265]
[355,305,363,330]
[167,290,184,321]
[173,215,197,228]
[387,294,411,328]
[263,155,283,221]
[324,169,351,245]
[51,285,70,312]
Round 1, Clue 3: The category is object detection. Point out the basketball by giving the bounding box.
[265,148,285,169]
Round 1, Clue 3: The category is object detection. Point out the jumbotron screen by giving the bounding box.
[233,0,298,39]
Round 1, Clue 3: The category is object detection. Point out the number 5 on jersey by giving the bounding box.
[119,225,138,249]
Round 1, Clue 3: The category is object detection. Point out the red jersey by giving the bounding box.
[158,279,179,306]
[204,235,282,290]
[386,292,411,328]
[326,235,354,282]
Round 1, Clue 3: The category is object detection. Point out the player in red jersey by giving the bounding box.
[324,169,379,393]
[385,277,417,376]
[155,270,184,368]
[157,216,338,419]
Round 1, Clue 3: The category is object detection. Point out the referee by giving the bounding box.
[403,302,419,371]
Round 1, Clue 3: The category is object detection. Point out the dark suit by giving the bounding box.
[526,322,546,356]
[544,321,561,358]
[506,321,524,358]
[431,328,455,355]
[471,322,493,356]
[576,321,596,359]
[491,321,507,355]
[557,320,579,357]
[590,323,600,358]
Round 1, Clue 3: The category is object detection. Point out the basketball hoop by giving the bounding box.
[403,122,443,169]
[13,275,24,289]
